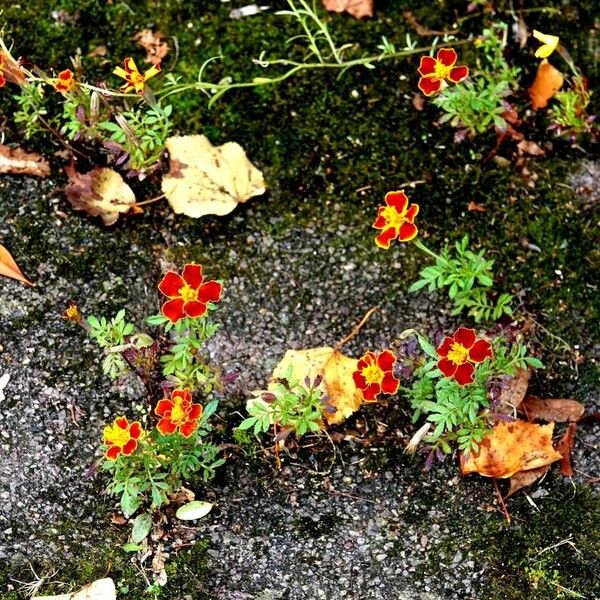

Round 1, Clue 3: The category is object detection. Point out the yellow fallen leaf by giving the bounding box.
[0,244,33,286]
[64,165,136,225]
[33,577,116,600]
[161,134,266,218]
[461,420,562,479]
[270,347,363,426]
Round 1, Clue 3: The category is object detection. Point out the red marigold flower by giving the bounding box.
[158,263,222,324]
[352,349,399,402]
[417,48,469,97]
[103,416,143,461]
[113,57,160,94]
[0,55,5,88]
[155,388,203,437]
[54,69,76,93]
[62,302,83,323]
[436,327,493,386]
[373,190,419,249]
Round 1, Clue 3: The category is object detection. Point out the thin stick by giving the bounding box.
[493,478,511,524]
[135,193,166,207]
[335,306,378,351]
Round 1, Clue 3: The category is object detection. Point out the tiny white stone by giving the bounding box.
[0,373,9,403]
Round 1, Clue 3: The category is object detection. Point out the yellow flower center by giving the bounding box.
[447,342,470,365]
[105,424,130,447]
[178,283,198,303]
[362,362,384,385]
[381,206,408,230]
[433,61,452,80]
[129,71,145,85]
[170,398,187,425]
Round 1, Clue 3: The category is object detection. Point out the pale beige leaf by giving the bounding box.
[270,346,363,426]
[34,578,116,600]
[161,135,266,219]
[0,144,50,177]
[65,165,136,226]
[0,244,33,286]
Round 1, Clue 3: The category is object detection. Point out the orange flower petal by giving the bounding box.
[385,190,408,212]
[418,55,437,76]
[398,222,418,242]
[436,48,457,68]
[182,264,203,290]
[418,76,443,96]
[375,227,397,249]
[158,271,185,297]
[448,65,469,83]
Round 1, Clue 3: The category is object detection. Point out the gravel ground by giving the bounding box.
[0,170,598,599]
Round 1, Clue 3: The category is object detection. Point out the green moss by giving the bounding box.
[476,480,600,599]
[3,538,209,600]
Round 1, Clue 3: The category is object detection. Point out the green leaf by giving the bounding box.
[122,543,144,552]
[417,335,438,359]
[524,356,544,369]
[238,417,257,430]
[131,512,153,544]
[176,500,213,521]
[408,279,429,292]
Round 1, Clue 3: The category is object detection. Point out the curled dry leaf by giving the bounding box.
[528,59,564,110]
[64,165,136,225]
[161,135,266,218]
[322,0,373,19]
[270,347,363,426]
[507,465,549,498]
[517,140,545,156]
[467,201,486,212]
[461,420,562,478]
[497,368,531,414]
[0,244,33,286]
[0,144,50,177]
[556,422,577,477]
[520,396,585,423]
[33,578,116,600]
[134,29,169,65]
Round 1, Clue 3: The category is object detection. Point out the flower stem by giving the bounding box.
[413,239,442,262]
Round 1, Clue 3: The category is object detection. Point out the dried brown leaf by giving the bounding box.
[517,140,546,156]
[0,144,50,177]
[64,165,136,225]
[528,59,564,110]
[497,368,531,414]
[162,135,265,218]
[0,244,34,286]
[322,0,373,19]
[467,201,486,212]
[556,422,577,476]
[134,29,168,65]
[507,465,549,497]
[87,45,108,58]
[520,396,585,423]
[461,420,562,478]
[412,93,425,112]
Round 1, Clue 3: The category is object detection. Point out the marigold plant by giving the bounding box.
[399,328,543,461]
[67,263,225,530]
